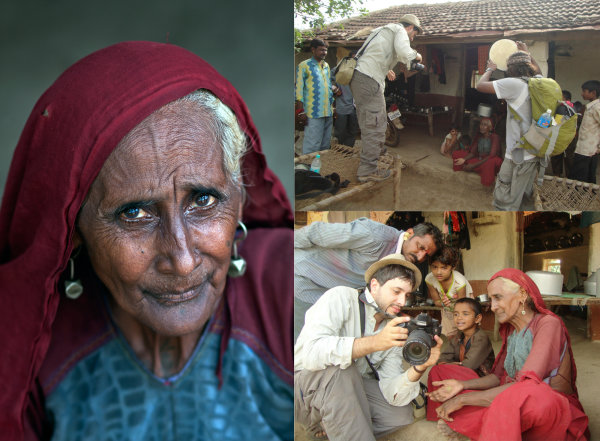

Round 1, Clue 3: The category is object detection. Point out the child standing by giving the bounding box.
[568,80,600,183]
[425,246,473,336]
[436,298,495,377]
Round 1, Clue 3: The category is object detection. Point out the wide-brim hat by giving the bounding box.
[489,39,518,71]
[399,14,423,34]
[364,253,422,288]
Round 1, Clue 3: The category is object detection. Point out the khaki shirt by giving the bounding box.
[575,98,600,156]
[355,24,418,90]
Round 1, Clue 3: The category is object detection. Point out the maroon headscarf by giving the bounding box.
[488,268,579,397]
[0,41,292,438]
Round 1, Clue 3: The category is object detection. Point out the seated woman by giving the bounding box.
[452,117,503,187]
[0,42,293,440]
[426,269,589,441]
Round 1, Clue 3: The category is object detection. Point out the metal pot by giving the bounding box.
[477,293,490,303]
[478,104,493,117]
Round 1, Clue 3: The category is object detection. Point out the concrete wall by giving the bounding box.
[554,39,600,104]
[1,0,293,201]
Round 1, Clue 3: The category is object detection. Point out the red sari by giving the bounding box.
[452,131,502,186]
[427,269,589,441]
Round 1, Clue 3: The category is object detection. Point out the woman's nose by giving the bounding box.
[156,215,200,275]
[490,299,498,313]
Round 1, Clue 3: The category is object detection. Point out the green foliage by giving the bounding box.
[294,0,364,50]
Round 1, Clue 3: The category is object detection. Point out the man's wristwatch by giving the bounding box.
[485,67,494,73]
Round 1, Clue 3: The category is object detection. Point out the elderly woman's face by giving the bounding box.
[479,119,492,134]
[487,278,524,324]
[76,100,243,336]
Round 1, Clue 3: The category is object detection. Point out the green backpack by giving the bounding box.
[508,77,577,158]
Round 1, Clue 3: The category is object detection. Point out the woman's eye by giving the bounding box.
[119,207,148,220]
[191,193,216,208]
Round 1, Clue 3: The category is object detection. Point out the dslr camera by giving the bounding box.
[410,60,425,71]
[397,313,441,365]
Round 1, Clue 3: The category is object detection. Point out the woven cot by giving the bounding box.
[534,175,600,210]
[295,143,401,210]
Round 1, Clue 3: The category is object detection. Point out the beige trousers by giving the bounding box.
[294,364,413,441]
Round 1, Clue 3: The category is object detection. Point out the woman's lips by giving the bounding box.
[143,284,204,306]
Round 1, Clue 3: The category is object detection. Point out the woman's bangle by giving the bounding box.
[413,365,427,374]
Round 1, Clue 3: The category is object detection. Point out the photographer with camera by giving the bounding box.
[350,14,424,183]
[294,254,442,441]
[294,218,443,340]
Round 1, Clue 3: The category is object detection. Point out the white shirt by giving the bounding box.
[575,98,600,156]
[356,24,418,90]
[493,76,541,161]
[294,286,420,406]
[425,270,473,306]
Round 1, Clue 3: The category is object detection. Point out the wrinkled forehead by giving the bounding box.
[88,100,228,204]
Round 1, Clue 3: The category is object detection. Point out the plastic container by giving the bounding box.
[310,154,322,174]
[536,109,552,128]
[525,270,563,296]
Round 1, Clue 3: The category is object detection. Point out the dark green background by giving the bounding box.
[0,0,293,201]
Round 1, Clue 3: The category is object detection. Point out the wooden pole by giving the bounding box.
[301,181,378,211]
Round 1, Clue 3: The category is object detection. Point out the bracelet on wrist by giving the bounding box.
[413,365,426,374]
[485,67,494,73]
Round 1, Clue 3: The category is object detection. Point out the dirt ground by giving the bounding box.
[294,125,600,211]
[294,314,600,441]
[295,126,495,211]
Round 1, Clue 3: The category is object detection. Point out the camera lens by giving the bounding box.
[402,329,432,365]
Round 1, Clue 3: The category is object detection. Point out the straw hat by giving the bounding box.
[489,39,518,71]
[399,14,423,34]
[364,253,422,288]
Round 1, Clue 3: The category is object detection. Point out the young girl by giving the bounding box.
[436,298,495,377]
[440,125,470,158]
[425,246,473,336]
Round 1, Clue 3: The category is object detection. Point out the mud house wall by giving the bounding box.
[462,212,519,281]
[523,246,589,282]
[423,212,518,282]
[425,45,463,97]
[554,39,600,104]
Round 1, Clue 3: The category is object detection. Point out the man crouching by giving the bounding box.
[294,254,443,441]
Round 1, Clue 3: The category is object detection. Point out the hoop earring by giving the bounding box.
[64,252,83,299]
[228,221,247,278]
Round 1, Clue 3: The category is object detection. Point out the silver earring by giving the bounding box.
[64,257,83,299]
[521,303,526,315]
[228,220,247,278]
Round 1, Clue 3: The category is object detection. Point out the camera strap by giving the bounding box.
[357,290,380,381]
